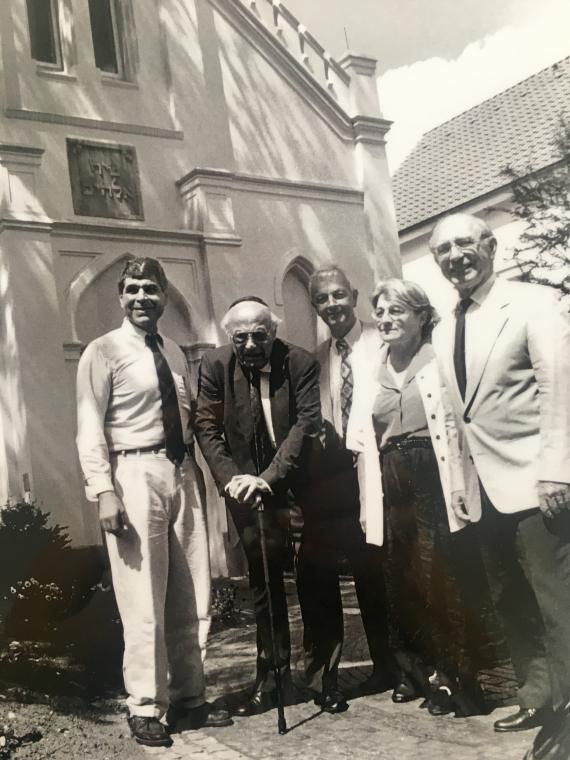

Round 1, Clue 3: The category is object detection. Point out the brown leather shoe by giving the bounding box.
[127,716,172,747]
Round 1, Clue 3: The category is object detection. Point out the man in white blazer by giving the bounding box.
[430,212,570,733]
[296,266,393,710]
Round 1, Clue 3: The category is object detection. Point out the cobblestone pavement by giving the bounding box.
[144,579,538,760]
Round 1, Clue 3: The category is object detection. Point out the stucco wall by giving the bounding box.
[0,0,400,571]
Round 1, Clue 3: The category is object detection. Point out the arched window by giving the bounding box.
[281,260,317,351]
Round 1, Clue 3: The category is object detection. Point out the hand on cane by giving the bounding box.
[225,474,273,506]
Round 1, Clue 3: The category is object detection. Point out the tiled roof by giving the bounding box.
[393,57,570,232]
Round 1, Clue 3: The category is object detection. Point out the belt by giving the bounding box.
[111,441,195,459]
[381,436,432,455]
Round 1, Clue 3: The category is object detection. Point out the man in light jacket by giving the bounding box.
[430,212,570,733]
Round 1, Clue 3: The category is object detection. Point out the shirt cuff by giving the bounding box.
[85,474,114,502]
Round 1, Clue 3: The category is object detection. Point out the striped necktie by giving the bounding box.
[336,338,353,438]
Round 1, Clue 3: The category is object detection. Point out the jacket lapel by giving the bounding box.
[464,282,510,409]
[433,315,463,412]
[316,338,333,424]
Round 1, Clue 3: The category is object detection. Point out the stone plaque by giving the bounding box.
[67,138,144,220]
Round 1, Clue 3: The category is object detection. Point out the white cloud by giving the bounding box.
[379,0,570,173]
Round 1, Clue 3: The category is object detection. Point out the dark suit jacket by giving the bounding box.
[195,338,322,497]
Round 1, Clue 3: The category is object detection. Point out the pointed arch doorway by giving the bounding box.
[279,256,320,352]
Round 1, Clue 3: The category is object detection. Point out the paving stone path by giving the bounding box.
[144,578,537,760]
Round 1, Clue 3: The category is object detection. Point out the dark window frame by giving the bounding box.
[26,0,62,68]
[88,0,124,77]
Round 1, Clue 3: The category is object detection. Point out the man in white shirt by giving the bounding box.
[430,213,570,733]
[76,257,231,747]
[298,266,393,710]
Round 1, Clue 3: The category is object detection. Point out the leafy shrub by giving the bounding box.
[0,501,96,637]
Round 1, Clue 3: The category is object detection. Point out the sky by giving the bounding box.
[284,0,570,172]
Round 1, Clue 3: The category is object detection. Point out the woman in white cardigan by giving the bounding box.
[346,278,487,717]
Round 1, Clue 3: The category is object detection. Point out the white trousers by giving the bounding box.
[106,451,211,718]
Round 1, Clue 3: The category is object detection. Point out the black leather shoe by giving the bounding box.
[314,688,349,714]
[392,676,422,704]
[427,687,454,716]
[234,689,277,717]
[127,716,172,747]
[494,707,553,733]
[167,701,233,729]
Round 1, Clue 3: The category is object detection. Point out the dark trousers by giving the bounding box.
[476,488,570,708]
[381,444,492,681]
[227,496,291,690]
[297,449,391,693]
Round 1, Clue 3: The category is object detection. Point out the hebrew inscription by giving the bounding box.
[67,139,144,220]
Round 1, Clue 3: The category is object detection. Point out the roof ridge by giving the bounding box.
[420,54,570,138]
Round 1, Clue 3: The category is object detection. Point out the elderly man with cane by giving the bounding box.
[194,296,322,728]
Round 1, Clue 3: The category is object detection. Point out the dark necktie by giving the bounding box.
[145,333,186,465]
[453,298,473,401]
[336,338,353,438]
[248,369,275,474]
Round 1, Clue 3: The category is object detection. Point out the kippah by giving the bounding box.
[227,295,268,310]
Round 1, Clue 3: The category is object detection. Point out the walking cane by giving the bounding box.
[249,366,287,735]
[256,496,287,734]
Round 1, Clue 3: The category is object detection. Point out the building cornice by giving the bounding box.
[0,143,45,164]
[0,217,242,247]
[352,115,392,145]
[177,167,364,204]
[5,109,184,141]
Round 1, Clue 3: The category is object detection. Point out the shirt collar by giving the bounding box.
[467,273,496,307]
[379,340,433,388]
[332,319,362,353]
[120,318,163,345]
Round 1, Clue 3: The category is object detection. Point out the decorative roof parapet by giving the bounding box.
[213,0,387,140]
[247,0,351,100]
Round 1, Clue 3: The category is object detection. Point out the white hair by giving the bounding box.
[220,301,281,338]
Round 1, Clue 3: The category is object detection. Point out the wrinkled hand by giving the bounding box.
[450,490,470,522]
[98,491,128,536]
[225,475,273,505]
[538,481,570,519]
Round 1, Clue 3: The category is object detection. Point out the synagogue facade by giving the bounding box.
[0,0,400,570]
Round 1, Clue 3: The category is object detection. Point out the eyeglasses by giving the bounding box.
[433,233,491,259]
[232,330,270,345]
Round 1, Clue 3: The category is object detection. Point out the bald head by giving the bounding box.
[429,213,497,296]
[221,300,280,370]
[429,213,493,251]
